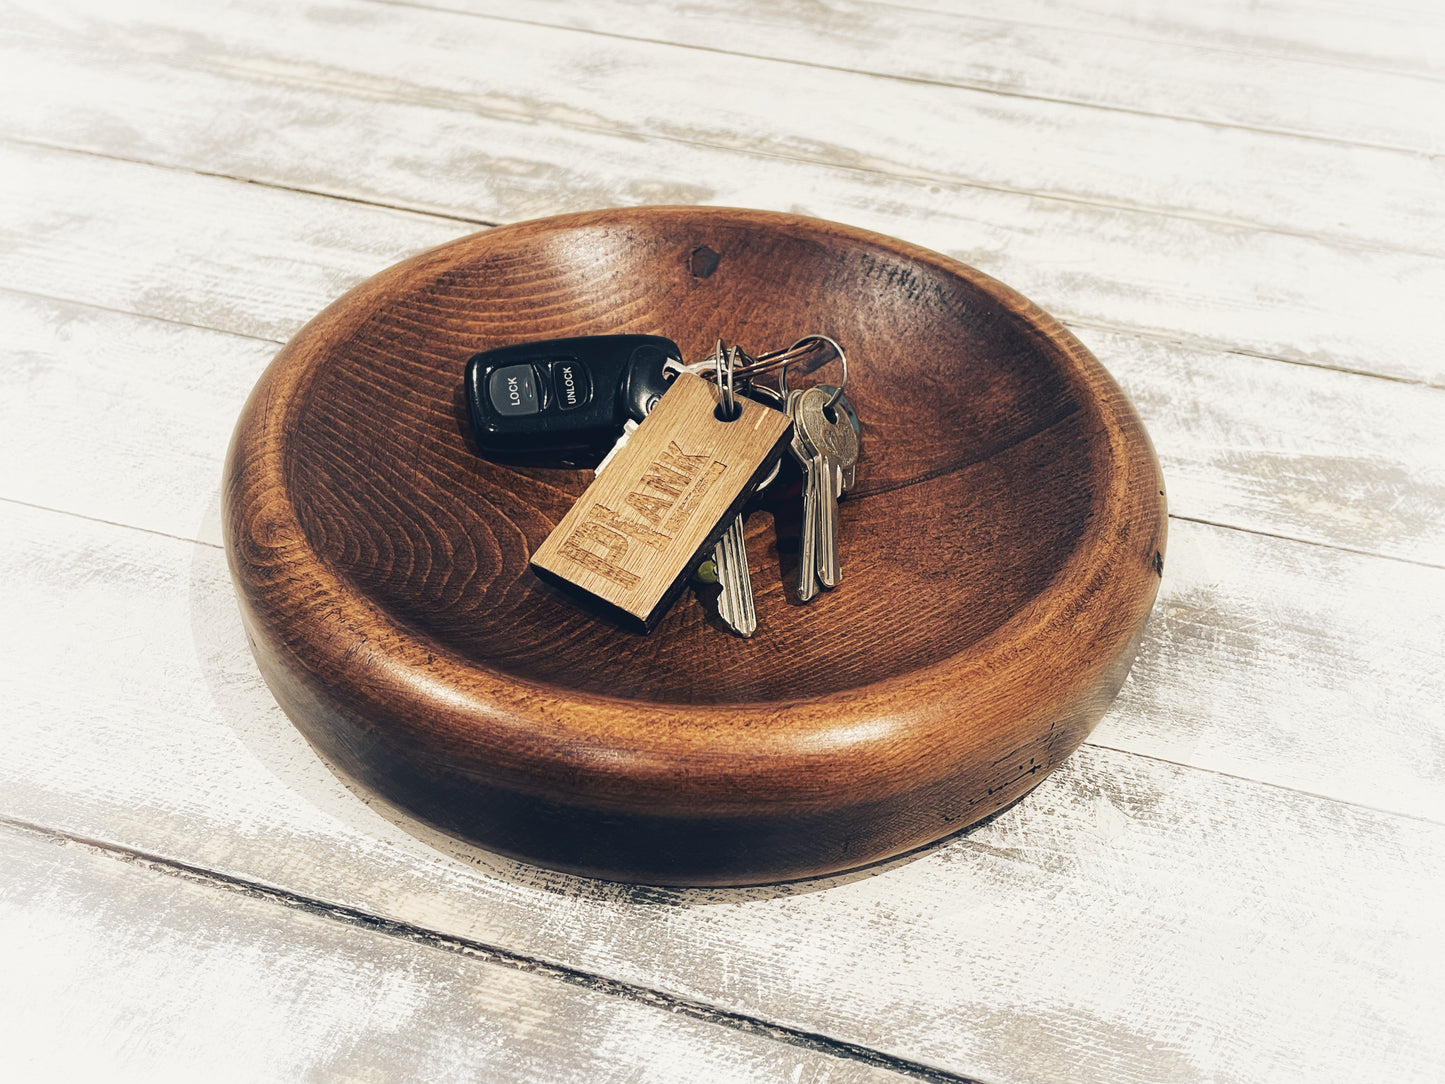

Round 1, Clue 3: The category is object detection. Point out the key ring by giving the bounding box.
[687,335,847,411]
[777,335,847,411]
[713,338,739,419]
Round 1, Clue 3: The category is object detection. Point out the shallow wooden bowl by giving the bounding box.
[224,207,1166,886]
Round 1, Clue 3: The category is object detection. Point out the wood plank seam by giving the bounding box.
[870,2,1445,78]
[11,0,1440,258]
[9,135,1442,391]
[361,0,1442,156]
[0,133,503,231]
[0,813,982,1084]
[1081,741,1445,827]
[0,283,288,346]
[16,447,1440,584]
[10,97,1445,265]
[0,496,226,552]
[11,281,1439,579]
[363,0,1445,80]
[11,284,1445,572]
[1061,314,1445,390]
[1168,513,1445,573]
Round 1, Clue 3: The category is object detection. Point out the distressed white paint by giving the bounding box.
[1096,519,1445,819]
[0,292,278,543]
[0,824,905,1083]
[886,0,1445,76]
[410,0,1445,153]
[3,0,1444,1079]
[2,137,1443,394]
[4,0,1443,257]
[0,142,462,343]
[1091,327,1445,566]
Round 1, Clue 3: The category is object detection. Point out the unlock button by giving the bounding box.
[550,360,591,411]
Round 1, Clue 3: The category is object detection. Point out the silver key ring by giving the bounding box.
[713,337,739,419]
[777,335,847,411]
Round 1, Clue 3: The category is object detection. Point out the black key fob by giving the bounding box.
[463,335,680,463]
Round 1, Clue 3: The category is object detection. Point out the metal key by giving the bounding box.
[786,388,823,601]
[796,386,859,590]
[818,385,861,494]
[710,384,787,636]
[712,515,756,636]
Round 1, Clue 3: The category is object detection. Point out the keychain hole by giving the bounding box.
[714,401,743,422]
[823,404,839,425]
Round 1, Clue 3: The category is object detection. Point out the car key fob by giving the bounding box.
[463,335,681,464]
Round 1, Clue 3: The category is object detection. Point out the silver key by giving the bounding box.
[818,385,861,494]
[710,384,787,636]
[786,389,822,601]
[712,515,756,637]
[797,386,858,590]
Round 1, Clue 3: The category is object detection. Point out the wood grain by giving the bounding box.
[223,206,1166,883]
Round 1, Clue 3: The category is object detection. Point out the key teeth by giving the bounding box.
[817,462,842,588]
[796,448,818,603]
[712,518,758,637]
[791,389,852,599]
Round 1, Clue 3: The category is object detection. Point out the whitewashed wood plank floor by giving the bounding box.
[2,1,1442,1081]
[0,822,916,1084]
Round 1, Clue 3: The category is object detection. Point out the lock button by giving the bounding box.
[487,364,541,416]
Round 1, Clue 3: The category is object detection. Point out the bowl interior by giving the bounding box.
[285,210,1104,704]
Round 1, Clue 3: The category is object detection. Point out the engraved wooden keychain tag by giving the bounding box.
[530,371,792,631]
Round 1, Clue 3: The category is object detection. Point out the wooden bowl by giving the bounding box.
[224,207,1166,886]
